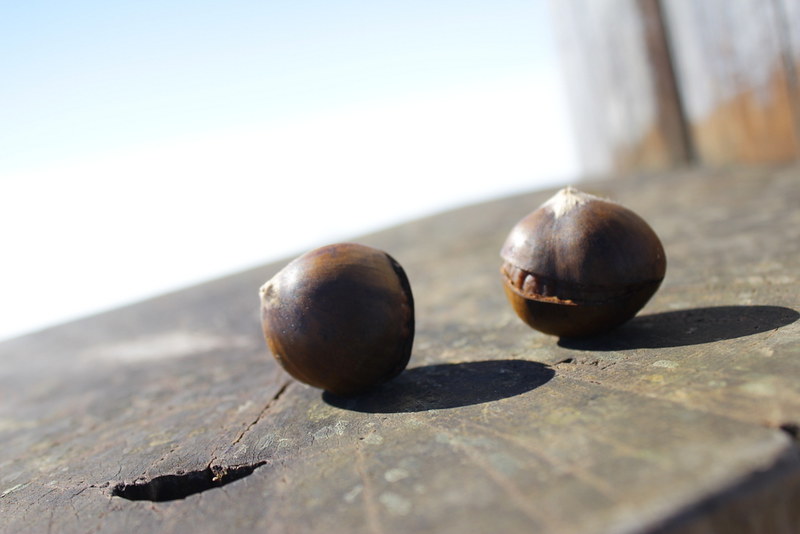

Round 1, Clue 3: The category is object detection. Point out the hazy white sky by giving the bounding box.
[1,1,578,341]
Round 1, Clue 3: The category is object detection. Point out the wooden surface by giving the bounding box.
[2,164,800,533]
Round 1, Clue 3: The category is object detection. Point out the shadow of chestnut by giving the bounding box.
[323,359,554,413]
[558,305,799,351]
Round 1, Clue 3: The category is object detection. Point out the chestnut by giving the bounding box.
[500,187,666,338]
[259,243,414,396]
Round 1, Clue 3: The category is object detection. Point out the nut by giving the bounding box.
[500,187,666,337]
[260,243,414,396]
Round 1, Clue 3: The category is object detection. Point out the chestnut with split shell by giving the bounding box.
[500,187,666,338]
[260,243,415,396]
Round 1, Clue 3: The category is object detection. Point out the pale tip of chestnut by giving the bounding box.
[543,186,594,218]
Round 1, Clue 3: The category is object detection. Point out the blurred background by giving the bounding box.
[3,0,799,343]
[0,1,578,342]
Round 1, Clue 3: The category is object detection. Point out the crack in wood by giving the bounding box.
[778,422,799,441]
[111,462,267,502]
[231,380,291,447]
[110,381,291,502]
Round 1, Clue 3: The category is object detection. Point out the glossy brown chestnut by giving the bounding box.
[260,243,414,396]
[500,187,666,338]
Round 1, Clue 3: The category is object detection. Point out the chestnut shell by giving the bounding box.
[500,187,666,337]
[260,243,414,396]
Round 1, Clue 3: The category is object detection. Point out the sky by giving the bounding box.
[0,0,578,342]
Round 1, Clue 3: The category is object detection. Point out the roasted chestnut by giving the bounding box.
[259,243,414,396]
[500,187,666,338]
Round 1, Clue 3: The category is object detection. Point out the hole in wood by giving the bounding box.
[779,423,799,441]
[111,462,265,502]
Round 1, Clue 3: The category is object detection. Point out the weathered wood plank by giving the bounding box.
[553,0,800,173]
[551,0,693,175]
[662,0,800,164]
[1,164,799,533]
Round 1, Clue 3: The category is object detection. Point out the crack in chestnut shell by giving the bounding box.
[500,188,666,337]
[501,276,663,337]
[260,243,414,397]
[501,263,656,306]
